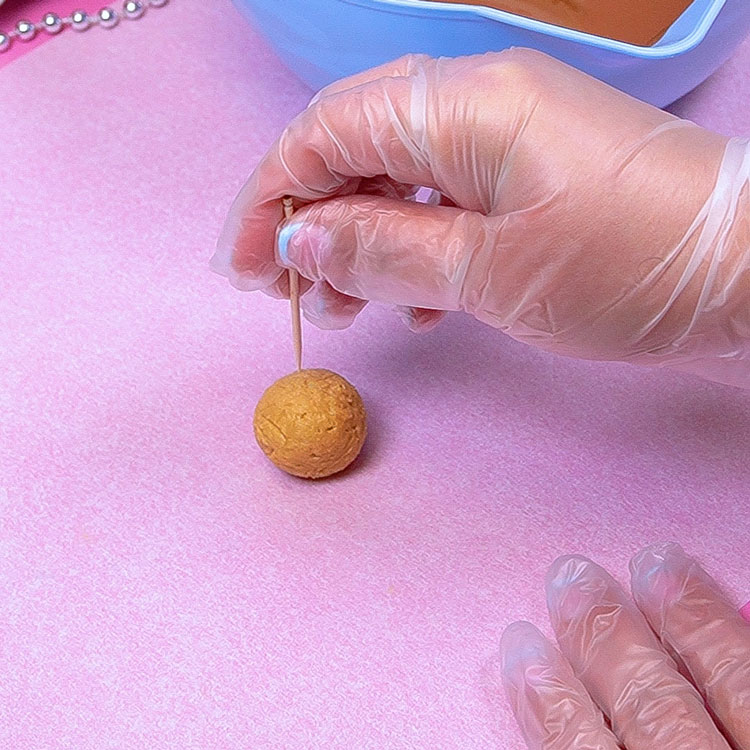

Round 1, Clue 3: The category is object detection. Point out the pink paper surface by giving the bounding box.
[1,2,749,747]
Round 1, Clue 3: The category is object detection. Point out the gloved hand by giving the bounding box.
[212,50,750,388]
[501,543,750,749]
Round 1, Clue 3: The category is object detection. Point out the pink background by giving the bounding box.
[1,1,749,747]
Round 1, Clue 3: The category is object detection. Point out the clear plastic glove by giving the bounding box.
[501,543,750,749]
[212,50,750,388]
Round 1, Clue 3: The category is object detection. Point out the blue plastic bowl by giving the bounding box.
[233,0,750,107]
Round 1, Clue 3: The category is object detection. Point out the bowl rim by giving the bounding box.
[343,0,727,58]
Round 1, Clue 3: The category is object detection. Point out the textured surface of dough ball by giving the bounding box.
[253,369,367,479]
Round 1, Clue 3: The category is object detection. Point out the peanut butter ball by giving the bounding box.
[253,369,367,479]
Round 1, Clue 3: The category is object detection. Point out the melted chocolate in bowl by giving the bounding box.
[423,0,695,46]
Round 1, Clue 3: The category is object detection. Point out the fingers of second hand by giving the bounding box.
[546,555,730,750]
[630,543,750,748]
[499,621,621,750]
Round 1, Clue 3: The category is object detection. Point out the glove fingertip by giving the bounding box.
[227,268,276,292]
[301,281,366,330]
[500,621,548,680]
[209,243,234,278]
[302,308,355,331]
[395,306,445,333]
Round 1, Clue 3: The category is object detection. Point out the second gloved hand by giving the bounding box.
[501,543,750,749]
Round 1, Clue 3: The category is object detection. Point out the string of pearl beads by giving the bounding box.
[0,0,169,53]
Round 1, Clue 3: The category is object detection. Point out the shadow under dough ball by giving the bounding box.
[254,369,367,479]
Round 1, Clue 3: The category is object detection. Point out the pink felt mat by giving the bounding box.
[1,1,749,747]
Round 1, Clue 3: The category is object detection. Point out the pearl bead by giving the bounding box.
[0,32,10,53]
[123,1,145,19]
[71,11,91,31]
[97,8,119,28]
[149,0,169,7]
[42,13,63,35]
[16,20,37,42]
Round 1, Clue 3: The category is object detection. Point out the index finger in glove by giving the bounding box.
[275,194,490,311]
[630,543,750,748]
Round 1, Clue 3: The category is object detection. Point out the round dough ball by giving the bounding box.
[253,369,367,479]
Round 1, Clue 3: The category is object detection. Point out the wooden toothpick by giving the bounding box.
[282,197,303,371]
